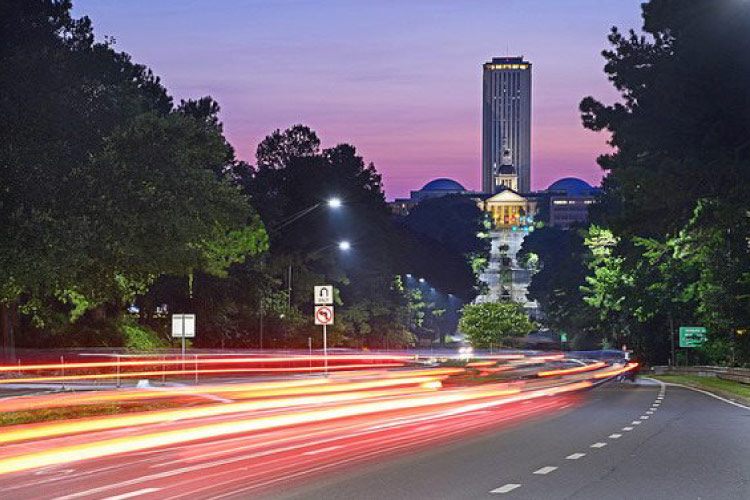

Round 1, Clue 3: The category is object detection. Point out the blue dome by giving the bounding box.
[421,178,466,191]
[547,177,595,196]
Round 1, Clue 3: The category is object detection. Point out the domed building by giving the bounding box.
[546,177,600,228]
[419,178,467,194]
[547,177,597,197]
[390,178,473,215]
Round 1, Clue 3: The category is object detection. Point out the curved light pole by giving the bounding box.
[260,197,343,351]
[271,197,343,233]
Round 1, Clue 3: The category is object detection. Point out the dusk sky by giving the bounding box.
[73,0,643,199]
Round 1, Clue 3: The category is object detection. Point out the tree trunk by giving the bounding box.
[1,299,18,362]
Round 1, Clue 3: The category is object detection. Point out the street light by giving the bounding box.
[272,196,343,233]
[338,240,351,251]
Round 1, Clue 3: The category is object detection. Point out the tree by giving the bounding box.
[401,194,490,300]
[0,1,267,353]
[580,0,750,238]
[402,195,489,257]
[458,302,535,349]
[519,226,602,349]
[236,125,416,348]
[577,0,750,364]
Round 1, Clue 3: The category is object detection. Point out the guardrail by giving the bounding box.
[650,365,750,386]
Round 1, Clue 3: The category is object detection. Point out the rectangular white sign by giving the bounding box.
[172,314,196,338]
[314,285,334,305]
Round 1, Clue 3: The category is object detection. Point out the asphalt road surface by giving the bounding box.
[2,379,748,500]
[266,379,750,500]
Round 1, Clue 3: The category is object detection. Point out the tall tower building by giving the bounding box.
[482,57,532,193]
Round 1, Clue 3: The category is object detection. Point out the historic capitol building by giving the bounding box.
[391,56,600,317]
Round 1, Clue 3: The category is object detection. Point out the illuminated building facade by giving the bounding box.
[482,57,532,194]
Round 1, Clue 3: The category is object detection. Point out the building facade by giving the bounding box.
[482,57,532,194]
[475,156,538,317]
[390,178,475,216]
[546,177,599,229]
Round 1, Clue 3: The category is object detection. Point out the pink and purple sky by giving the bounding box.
[73,0,643,199]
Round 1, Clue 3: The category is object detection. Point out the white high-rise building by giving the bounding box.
[482,57,532,194]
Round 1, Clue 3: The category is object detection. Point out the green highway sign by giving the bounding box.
[679,326,707,347]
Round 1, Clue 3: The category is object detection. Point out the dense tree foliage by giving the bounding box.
[519,227,602,349]
[571,0,750,364]
[0,0,266,354]
[234,126,487,349]
[458,302,536,349]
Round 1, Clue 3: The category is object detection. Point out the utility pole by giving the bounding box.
[669,312,675,367]
[287,261,292,309]
[259,298,264,351]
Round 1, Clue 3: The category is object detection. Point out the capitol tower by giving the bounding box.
[481,56,532,193]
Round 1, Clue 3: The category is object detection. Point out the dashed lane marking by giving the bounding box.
[533,466,558,475]
[609,433,622,439]
[590,442,607,448]
[640,415,650,420]
[566,453,586,460]
[631,421,642,425]
[491,484,522,494]
[622,427,634,431]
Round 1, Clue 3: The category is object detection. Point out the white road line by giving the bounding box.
[302,445,344,456]
[631,421,642,425]
[491,484,522,494]
[590,442,607,448]
[101,489,161,500]
[640,415,650,420]
[655,381,750,411]
[622,427,634,431]
[646,411,654,415]
[609,433,622,439]
[566,453,586,460]
[533,466,558,475]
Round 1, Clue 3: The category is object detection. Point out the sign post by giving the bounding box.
[172,314,196,364]
[679,326,707,348]
[314,286,334,375]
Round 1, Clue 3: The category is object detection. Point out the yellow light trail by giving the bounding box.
[0,385,525,475]
[0,377,445,446]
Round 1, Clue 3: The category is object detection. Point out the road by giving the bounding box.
[1,377,748,499]
[268,380,750,500]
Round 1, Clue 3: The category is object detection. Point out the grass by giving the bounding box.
[651,374,750,401]
[0,400,189,427]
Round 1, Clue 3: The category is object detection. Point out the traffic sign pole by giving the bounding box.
[323,324,328,376]
[313,286,334,377]
[181,321,186,365]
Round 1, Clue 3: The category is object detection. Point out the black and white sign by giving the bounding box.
[314,285,334,305]
[314,305,334,325]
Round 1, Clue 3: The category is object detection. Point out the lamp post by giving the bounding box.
[271,197,343,233]
[260,197,343,350]
[288,240,351,306]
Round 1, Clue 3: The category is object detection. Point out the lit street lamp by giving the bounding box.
[271,196,343,233]
[261,197,345,350]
